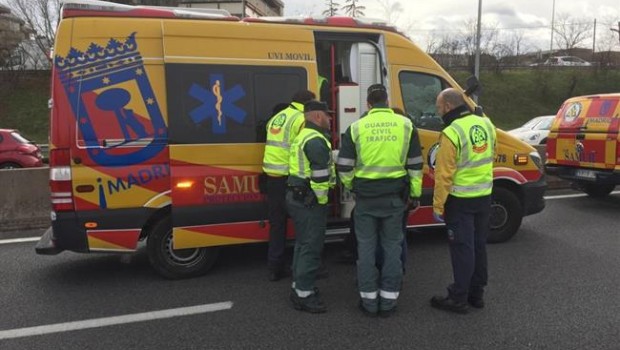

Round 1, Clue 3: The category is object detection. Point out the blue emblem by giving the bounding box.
[188,74,247,134]
[55,32,167,166]
[600,100,612,116]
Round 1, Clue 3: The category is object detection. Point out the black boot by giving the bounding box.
[430,295,469,314]
[290,292,327,313]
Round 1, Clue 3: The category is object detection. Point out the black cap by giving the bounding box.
[367,83,387,95]
[304,100,333,113]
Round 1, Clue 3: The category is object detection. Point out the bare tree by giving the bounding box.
[1,0,61,64]
[553,13,593,54]
[341,0,365,18]
[459,17,498,68]
[374,0,414,33]
[595,16,620,67]
[322,0,340,17]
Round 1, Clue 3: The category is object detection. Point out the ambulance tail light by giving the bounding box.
[50,149,74,212]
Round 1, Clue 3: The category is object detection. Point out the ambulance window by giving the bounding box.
[399,71,445,131]
[166,64,307,145]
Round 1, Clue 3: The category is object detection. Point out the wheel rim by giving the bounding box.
[490,201,508,230]
[163,229,205,267]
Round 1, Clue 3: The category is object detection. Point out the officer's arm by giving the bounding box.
[433,134,457,216]
[336,126,356,190]
[405,125,423,198]
[304,138,332,205]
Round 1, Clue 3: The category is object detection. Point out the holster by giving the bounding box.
[290,186,317,208]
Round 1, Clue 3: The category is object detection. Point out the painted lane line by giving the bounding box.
[0,237,40,245]
[0,301,233,340]
[544,191,620,200]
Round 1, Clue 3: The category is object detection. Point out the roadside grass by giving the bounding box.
[451,68,620,130]
[0,72,49,144]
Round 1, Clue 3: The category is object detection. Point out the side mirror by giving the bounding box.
[464,76,482,97]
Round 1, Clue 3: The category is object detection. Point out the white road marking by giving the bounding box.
[0,237,40,245]
[0,302,233,340]
[544,191,620,200]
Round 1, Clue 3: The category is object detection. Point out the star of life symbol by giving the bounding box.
[189,74,247,134]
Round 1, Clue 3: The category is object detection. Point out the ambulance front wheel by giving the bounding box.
[488,187,523,243]
[147,216,219,279]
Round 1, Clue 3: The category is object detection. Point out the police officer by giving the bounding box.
[337,84,423,317]
[287,100,335,313]
[430,88,496,314]
[263,90,316,281]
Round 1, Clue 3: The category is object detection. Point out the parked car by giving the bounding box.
[531,56,592,67]
[545,93,620,197]
[508,115,555,145]
[0,129,44,169]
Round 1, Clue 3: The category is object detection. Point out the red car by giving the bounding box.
[0,129,44,169]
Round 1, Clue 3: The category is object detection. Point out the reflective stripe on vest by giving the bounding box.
[289,128,336,204]
[349,109,412,180]
[443,114,495,198]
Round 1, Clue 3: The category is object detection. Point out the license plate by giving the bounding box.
[575,169,596,179]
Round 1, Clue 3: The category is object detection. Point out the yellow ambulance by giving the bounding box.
[37,0,546,278]
[546,93,620,197]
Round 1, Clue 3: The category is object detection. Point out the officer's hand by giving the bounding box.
[407,198,419,211]
[432,211,444,223]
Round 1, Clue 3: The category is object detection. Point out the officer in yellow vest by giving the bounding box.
[430,88,496,314]
[337,84,423,317]
[287,100,335,313]
[262,90,316,281]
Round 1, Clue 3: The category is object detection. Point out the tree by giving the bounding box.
[1,0,60,65]
[322,0,340,17]
[553,13,593,54]
[341,0,365,18]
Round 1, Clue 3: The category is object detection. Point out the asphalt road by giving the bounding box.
[0,191,619,350]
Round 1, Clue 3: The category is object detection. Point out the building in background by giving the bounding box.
[178,0,283,17]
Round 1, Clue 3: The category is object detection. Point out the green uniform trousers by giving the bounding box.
[286,190,328,296]
[355,195,405,312]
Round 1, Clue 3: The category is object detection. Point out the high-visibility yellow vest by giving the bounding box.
[350,108,412,180]
[262,102,305,175]
[289,128,335,204]
[442,114,496,198]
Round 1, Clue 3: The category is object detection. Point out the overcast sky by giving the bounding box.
[282,0,620,52]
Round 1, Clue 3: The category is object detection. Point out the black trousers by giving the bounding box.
[266,176,288,270]
[444,195,491,302]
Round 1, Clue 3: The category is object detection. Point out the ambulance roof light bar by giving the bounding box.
[61,0,236,20]
[244,15,397,32]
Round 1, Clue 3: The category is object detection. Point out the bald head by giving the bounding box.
[436,88,466,117]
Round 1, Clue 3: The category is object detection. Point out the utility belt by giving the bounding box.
[287,185,318,208]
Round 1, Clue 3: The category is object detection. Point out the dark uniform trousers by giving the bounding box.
[286,191,328,293]
[444,194,491,303]
[266,176,288,271]
[355,195,405,311]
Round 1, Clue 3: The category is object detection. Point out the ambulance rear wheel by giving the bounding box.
[580,182,615,198]
[488,187,523,243]
[147,216,219,279]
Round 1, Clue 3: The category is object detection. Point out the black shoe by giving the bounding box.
[467,297,485,309]
[379,307,397,318]
[268,268,291,282]
[290,292,327,313]
[358,300,378,318]
[430,295,469,314]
